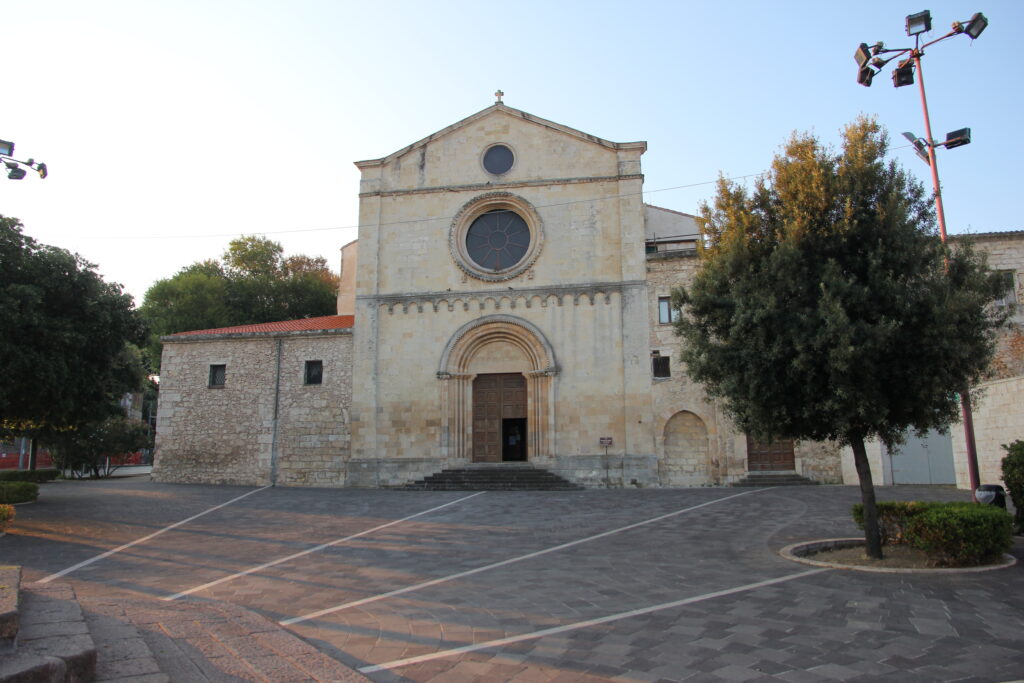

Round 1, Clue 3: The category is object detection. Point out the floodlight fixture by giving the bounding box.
[944,127,971,149]
[964,12,988,39]
[0,139,13,157]
[855,43,873,68]
[892,61,915,87]
[906,10,932,36]
[7,166,26,180]
[902,131,931,164]
[36,162,47,179]
[857,66,875,87]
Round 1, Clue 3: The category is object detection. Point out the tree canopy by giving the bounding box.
[673,118,1007,557]
[0,215,148,436]
[140,236,339,367]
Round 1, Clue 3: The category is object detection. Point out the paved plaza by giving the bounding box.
[2,478,1023,682]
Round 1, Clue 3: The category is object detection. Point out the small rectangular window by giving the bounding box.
[652,355,671,378]
[304,360,323,385]
[209,364,226,387]
[995,270,1018,307]
[658,296,680,324]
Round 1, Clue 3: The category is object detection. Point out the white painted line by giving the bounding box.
[164,491,486,601]
[282,488,766,626]
[358,567,831,673]
[39,485,272,584]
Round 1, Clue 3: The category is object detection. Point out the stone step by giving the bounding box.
[404,466,583,490]
[0,567,18,656]
[80,602,168,682]
[1,581,97,683]
[731,473,819,487]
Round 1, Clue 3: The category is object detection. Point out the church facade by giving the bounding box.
[162,102,1024,488]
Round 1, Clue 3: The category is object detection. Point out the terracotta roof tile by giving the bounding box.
[172,315,354,337]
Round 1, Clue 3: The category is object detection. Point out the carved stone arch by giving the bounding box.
[437,315,558,463]
[439,315,558,376]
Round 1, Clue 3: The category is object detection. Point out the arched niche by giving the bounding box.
[662,410,712,486]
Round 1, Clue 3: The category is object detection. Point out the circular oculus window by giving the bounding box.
[466,209,531,271]
[450,193,543,282]
[482,144,514,175]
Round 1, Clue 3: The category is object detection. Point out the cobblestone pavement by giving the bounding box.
[3,479,1023,682]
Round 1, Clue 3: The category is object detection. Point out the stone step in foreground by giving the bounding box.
[0,578,97,683]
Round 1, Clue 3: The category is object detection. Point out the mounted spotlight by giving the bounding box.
[36,162,48,179]
[964,12,988,39]
[906,10,932,36]
[892,61,915,87]
[944,127,971,149]
[7,166,27,180]
[902,131,931,163]
[0,139,13,157]
[857,67,875,87]
[855,43,873,68]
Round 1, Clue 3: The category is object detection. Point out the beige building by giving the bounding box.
[153,103,1020,489]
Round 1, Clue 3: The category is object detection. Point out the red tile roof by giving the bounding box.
[171,315,354,337]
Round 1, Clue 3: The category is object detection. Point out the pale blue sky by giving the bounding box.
[3,1,1021,304]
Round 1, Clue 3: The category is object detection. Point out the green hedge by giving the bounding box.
[851,501,938,545]
[906,503,1013,567]
[0,468,59,483]
[853,500,1012,567]
[1002,440,1024,531]
[0,503,13,530]
[0,482,39,504]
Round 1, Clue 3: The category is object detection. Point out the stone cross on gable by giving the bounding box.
[494,89,504,104]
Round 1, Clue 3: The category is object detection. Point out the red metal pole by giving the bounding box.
[914,52,981,496]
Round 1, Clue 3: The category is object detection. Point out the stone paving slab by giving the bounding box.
[2,480,1024,681]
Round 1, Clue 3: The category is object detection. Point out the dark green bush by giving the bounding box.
[1001,440,1024,531]
[0,482,39,504]
[905,502,1013,567]
[0,468,59,483]
[851,501,938,545]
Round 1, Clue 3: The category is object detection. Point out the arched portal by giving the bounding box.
[438,315,558,463]
[663,411,711,486]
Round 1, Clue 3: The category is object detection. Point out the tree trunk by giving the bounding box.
[28,438,38,471]
[850,433,883,559]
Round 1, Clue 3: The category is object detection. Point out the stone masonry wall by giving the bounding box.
[950,376,1024,489]
[154,330,353,487]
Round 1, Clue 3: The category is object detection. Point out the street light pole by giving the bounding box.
[855,10,988,496]
[911,52,982,494]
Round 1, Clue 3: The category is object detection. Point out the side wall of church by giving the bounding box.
[645,250,844,485]
[154,331,352,487]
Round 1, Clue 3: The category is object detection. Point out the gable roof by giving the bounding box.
[170,315,354,337]
[355,103,646,169]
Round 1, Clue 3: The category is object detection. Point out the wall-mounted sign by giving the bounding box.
[599,437,613,446]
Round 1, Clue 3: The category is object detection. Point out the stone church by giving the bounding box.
[154,100,1020,489]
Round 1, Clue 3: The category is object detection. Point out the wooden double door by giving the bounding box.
[472,373,527,462]
[746,436,795,471]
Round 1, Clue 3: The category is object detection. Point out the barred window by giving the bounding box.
[652,355,671,378]
[304,360,323,385]
[209,364,226,387]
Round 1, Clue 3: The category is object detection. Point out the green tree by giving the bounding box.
[0,215,148,459]
[672,118,1007,558]
[140,235,338,367]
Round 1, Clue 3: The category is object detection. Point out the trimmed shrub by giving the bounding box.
[0,504,13,532]
[1002,440,1024,531]
[0,482,39,504]
[851,501,938,545]
[905,502,1013,567]
[0,468,59,483]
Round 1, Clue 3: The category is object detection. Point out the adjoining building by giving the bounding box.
[153,102,1023,489]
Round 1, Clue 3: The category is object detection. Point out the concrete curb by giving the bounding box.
[780,537,1019,573]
